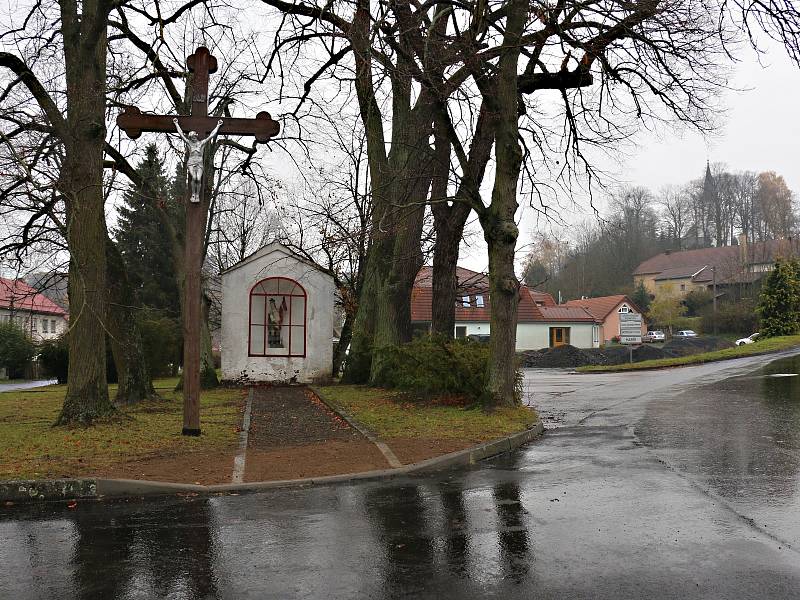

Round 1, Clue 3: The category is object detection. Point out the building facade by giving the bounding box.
[411,267,601,350]
[0,278,68,342]
[220,243,335,384]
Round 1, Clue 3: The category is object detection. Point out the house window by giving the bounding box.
[455,326,467,338]
[249,277,307,357]
[618,305,630,314]
[592,326,599,345]
[461,295,471,307]
[31,319,37,332]
[680,284,686,291]
[549,327,571,348]
[475,295,485,308]
[42,319,48,333]
[51,319,57,333]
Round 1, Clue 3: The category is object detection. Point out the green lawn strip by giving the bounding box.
[577,335,800,373]
[317,385,537,442]
[0,378,245,480]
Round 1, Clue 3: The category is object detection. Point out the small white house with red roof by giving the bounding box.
[411,267,601,350]
[0,278,68,342]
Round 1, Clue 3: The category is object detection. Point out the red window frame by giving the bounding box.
[248,277,307,357]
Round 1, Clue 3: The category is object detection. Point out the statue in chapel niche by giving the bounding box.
[267,297,287,347]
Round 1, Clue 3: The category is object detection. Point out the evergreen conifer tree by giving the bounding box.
[631,280,651,314]
[757,259,800,336]
[115,144,181,315]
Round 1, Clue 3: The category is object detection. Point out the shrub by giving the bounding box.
[700,299,759,335]
[683,289,713,317]
[0,322,35,379]
[672,316,702,333]
[373,336,522,405]
[137,310,182,377]
[38,334,69,383]
[757,259,800,337]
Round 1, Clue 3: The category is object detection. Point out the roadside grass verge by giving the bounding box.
[317,385,537,441]
[0,378,244,481]
[577,335,800,373]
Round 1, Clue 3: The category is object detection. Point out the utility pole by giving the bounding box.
[712,266,717,335]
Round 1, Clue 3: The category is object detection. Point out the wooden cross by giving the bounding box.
[117,46,280,436]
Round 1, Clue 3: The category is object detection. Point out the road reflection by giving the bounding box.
[637,354,800,503]
[0,470,535,599]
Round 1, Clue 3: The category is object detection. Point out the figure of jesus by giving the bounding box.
[173,118,223,203]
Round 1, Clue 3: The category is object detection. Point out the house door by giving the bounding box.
[455,326,467,339]
[549,327,570,348]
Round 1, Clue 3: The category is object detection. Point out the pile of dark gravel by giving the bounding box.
[521,345,593,368]
[518,335,735,369]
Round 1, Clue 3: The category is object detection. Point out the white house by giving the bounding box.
[220,242,336,384]
[0,278,68,342]
[411,267,601,350]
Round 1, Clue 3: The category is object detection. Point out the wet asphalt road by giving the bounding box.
[4,353,800,598]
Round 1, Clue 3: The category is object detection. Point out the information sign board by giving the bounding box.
[619,313,643,344]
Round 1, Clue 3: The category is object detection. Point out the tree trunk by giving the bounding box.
[333,311,354,377]
[431,205,470,337]
[56,6,115,424]
[481,0,527,409]
[106,238,157,405]
[368,155,430,384]
[341,241,382,383]
[200,292,219,388]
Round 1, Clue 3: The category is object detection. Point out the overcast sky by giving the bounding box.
[456,41,800,274]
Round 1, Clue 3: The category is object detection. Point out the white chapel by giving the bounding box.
[220,242,335,383]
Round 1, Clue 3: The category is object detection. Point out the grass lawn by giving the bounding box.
[577,335,800,373]
[0,377,245,481]
[316,385,538,442]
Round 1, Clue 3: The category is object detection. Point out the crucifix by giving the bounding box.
[117,46,280,436]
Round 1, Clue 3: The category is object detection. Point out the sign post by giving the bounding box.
[619,313,643,364]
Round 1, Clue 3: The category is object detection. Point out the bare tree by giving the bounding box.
[659,185,692,248]
[279,114,372,375]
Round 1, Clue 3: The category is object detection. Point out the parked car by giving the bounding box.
[643,330,666,343]
[674,330,698,338]
[467,334,490,344]
[736,332,761,346]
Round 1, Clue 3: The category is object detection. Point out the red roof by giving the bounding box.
[410,285,545,323]
[563,295,639,321]
[538,306,598,322]
[414,266,490,291]
[0,278,67,316]
[528,289,557,307]
[634,239,800,278]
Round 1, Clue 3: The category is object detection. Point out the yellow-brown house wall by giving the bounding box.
[635,274,708,299]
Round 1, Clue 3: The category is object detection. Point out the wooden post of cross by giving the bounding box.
[117,46,280,436]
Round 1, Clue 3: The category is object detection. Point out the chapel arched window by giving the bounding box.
[249,277,306,357]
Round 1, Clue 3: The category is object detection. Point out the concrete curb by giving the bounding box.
[1,415,544,503]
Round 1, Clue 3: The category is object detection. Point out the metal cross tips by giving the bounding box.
[117,46,280,436]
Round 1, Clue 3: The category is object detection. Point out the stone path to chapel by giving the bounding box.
[241,386,389,482]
